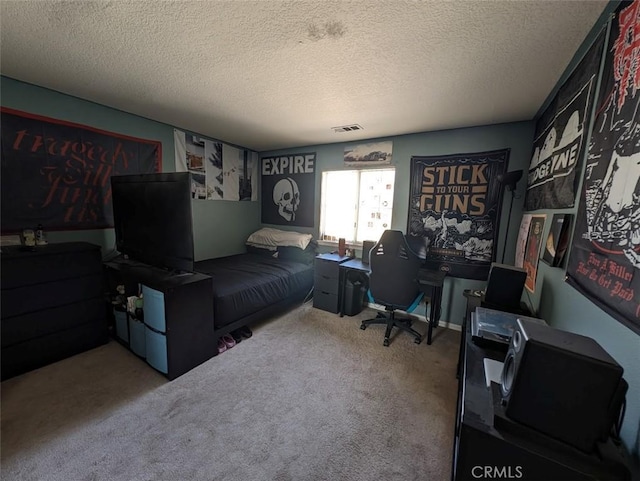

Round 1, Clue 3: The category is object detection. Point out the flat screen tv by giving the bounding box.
[111,172,194,272]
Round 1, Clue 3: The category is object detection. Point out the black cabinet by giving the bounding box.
[313,253,349,313]
[106,259,215,380]
[453,302,632,480]
[1,242,108,380]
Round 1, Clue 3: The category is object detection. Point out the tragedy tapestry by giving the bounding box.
[567,0,640,334]
[0,108,161,232]
[174,129,258,201]
[261,153,316,227]
[523,214,546,293]
[524,30,605,211]
[407,149,509,280]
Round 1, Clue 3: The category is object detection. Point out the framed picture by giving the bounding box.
[542,214,572,268]
[523,215,546,293]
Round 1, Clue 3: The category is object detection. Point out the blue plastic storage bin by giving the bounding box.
[129,317,146,358]
[114,308,129,343]
[141,285,165,332]
[145,326,168,374]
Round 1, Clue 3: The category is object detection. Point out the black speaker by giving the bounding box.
[500,318,627,453]
[361,240,375,264]
[484,262,526,310]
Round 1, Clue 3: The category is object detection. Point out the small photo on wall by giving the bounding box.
[344,141,392,166]
[524,215,546,293]
[542,214,572,268]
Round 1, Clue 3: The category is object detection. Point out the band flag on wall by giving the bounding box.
[567,0,640,334]
[407,149,509,280]
[0,107,161,232]
[261,153,315,227]
[524,30,605,211]
[174,129,258,201]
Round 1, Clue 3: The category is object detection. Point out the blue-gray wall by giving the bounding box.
[263,120,639,462]
[261,121,535,327]
[1,0,638,459]
[0,76,261,260]
[261,1,639,460]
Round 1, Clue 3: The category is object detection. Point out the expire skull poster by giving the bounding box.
[407,149,509,280]
[261,153,315,227]
[567,0,640,334]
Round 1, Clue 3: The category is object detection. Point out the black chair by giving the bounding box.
[360,230,424,346]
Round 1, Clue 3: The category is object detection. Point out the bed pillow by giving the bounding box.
[246,244,278,257]
[277,240,317,264]
[246,228,313,250]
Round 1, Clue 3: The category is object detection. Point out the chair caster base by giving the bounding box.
[360,324,367,330]
[383,338,390,347]
[414,337,422,344]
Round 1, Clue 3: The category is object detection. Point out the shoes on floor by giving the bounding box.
[221,334,236,349]
[238,325,252,339]
[230,329,243,344]
[217,338,227,354]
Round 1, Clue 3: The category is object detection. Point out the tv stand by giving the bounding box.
[105,258,215,380]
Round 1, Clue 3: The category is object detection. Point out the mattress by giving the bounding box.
[193,253,313,328]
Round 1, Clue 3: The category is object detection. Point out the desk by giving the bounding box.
[417,268,446,345]
[452,304,632,480]
[337,259,446,345]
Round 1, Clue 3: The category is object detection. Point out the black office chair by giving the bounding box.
[360,230,424,346]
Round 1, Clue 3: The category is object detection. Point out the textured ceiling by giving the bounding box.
[0,0,608,151]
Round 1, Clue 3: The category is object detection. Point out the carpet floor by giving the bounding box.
[1,303,460,481]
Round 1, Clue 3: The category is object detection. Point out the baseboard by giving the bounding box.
[364,303,462,332]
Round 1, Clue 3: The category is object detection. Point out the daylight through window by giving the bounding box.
[320,168,395,244]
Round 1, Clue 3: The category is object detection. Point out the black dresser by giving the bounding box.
[1,242,109,380]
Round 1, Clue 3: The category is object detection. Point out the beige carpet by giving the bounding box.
[1,303,460,481]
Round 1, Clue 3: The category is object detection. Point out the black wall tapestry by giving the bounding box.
[1,108,161,232]
[567,0,640,334]
[524,30,605,211]
[261,153,315,227]
[407,149,509,280]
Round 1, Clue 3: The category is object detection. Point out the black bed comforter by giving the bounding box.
[193,253,313,328]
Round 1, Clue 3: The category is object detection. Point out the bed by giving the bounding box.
[193,228,316,338]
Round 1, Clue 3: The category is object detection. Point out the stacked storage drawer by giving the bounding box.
[0,242,108,380]
[113,300,145,358]
[141,285,168,374]
[313,254,347,313]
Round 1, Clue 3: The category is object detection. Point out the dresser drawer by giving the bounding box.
[315,259,341,278]
[2,298,106,348]
[314,274,340,295]
[1,273,104,318]
[1,243,101,289]
[313,291,339,313]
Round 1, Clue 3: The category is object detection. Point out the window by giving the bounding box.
[320,168,395,244]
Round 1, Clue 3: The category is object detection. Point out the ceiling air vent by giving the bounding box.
[332,124,363,133]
